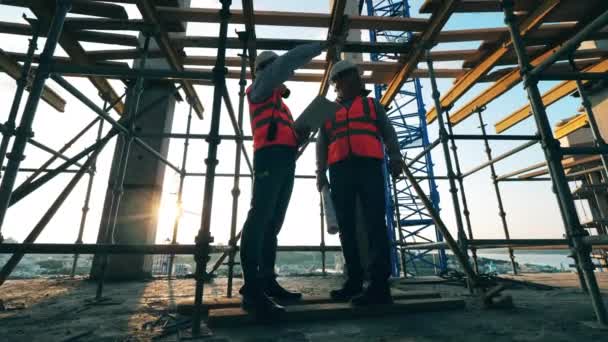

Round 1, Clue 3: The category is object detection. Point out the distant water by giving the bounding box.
[478,252,572,270]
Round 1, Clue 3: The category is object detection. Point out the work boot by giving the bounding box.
[264,278,302,301]
[241,287,285,321]
[351,282,393,306]
[330,279,363,302]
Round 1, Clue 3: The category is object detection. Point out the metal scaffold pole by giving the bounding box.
[0,18,40,181]
[168,103,194,278]
[95,33,151,300]
[0,136,112,286]
[445,114,479,273]
[192,0,231,335]
[476,108,517,275]
[425,50,472,267]
[568,56,608,178]
[366,0,446,276]
[502,0,608,326]
[319,193,327,276]
[226,46,248,298]
[0,0,72,242]
[71,112,105,277]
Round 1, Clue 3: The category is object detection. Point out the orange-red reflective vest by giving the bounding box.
[246,85,297,151]
[324,96,384,165]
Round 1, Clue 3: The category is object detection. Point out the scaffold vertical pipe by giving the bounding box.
[319,193,327,275]
[366,0,446,276]
[0,0,72,241]
[391,181,407,276]
[0,21,39,182]
[445,116,479,273]
[503,0,607,326]
[95,33,151,300]
[168,103,194,278]
[477,109,517,274]
[71,114,105,277]
[193,0,231,335]
[226,48,248,297]
[0,136,112,286]
[425,50,471,262]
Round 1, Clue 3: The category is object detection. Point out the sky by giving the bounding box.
[0,0,594,251]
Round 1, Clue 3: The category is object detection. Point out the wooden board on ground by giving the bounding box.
[395,276,448,285]
[208,297,465,327]
[175,290,442,314]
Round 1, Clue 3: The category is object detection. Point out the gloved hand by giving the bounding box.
[316,171,329,192]
[389,158,402,179]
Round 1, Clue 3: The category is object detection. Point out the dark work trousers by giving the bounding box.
[240,146,296,291]
[329,157,391,285]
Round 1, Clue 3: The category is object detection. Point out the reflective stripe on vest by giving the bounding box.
[246,86,297,151]
[325,96,384,165]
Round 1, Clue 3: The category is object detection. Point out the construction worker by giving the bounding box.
[316,60,402,306]
[240,42,332,317]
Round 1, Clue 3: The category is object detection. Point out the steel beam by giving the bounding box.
[495,59,608,133]
[554,113,587,139]
[531,8,608,79]
[447,1,608,126]
[0,0,71,240]
[379,0,457,107]
[462,140,538,178]
[192,0,231,336]
[477,109,517,274]
[0,243,343,254]
[503,0,608,325]
[2,0,128,19]
[71,117,104,277]
[167,104,193,278]
[27,2,125,115]
[0,135,111,286]
[318,0,347,96]
[135,0,205,118]
[538,71,608,81]
[241,1,257,74]
[155,6,428,32]
[426,0,561,123]
[0,48,65,112]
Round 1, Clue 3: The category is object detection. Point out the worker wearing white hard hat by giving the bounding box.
[239,41,333,319]
[316,59,402,306]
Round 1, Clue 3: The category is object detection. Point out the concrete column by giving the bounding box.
[90,1,190,280]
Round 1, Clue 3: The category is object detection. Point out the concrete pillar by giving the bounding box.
[90,1,190,280]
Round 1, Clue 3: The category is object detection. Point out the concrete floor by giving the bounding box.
[0,274,607,341]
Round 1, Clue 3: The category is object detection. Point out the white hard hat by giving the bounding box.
[255,51,279,71]
[330,59,359,81]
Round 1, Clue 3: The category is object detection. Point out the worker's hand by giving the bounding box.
[316,171,329,192]
[389,158,403,179]
[296,125,312,146]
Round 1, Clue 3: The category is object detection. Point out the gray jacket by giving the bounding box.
[316,96,401,173]
[249,42,325,103]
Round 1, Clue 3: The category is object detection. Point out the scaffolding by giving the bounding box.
[367,0,447,277]
[0,0,606,336]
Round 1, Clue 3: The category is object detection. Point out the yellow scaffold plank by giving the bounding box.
[0,49,66,112]
[554,113,587,139]
[425,0,562,124]
[495,59,608,133]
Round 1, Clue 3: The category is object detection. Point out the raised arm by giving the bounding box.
[249,42,326,103]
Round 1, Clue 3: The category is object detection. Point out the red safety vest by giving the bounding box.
[324,96,384,165]
[246,86,297,151]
